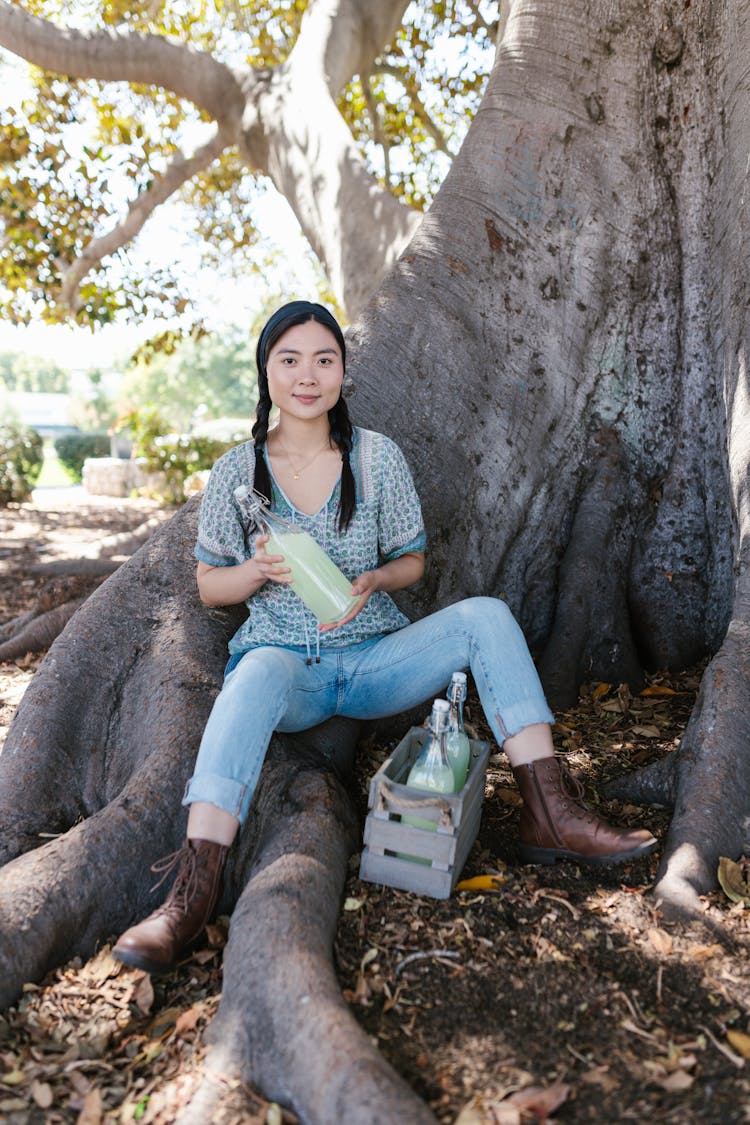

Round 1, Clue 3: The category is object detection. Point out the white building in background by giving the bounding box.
[5,391,78,439]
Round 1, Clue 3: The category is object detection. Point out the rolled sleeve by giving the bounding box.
[195,444,253,566]
[377,437,426,562]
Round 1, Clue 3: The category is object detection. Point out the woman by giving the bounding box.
[113,300,656,975]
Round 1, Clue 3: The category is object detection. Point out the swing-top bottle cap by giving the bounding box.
[234,485,270,522]
[431,699,450,714]
[450,671,467,684]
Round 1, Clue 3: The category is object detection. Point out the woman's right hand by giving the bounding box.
[253,534,293,584]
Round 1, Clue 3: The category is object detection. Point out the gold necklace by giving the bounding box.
[275,439,331,480]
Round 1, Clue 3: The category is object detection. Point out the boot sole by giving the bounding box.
[519,838,658,867]
[112,945,180,976]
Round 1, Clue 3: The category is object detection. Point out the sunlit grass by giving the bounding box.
[35,443,77,489]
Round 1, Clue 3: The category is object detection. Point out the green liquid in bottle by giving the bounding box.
[398,700,456,865]
[446,729,471,790]
[267,529,359,624]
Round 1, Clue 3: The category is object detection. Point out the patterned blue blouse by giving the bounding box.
[195,427,427,654]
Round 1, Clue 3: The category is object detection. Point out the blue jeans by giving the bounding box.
[183,596,554,823]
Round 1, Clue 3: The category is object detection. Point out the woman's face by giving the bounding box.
[265,319,344,424]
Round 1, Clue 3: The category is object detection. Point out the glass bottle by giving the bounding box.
[399,698,456,863]
[234,486,359,625]
[446,671,471,789]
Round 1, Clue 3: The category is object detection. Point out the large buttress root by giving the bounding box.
[0,498,237,866]
[0,502,438,1118]
[181,722,438,1125]
[609,617,750,916]
[0,748,188,1009]
[538,429,643,709]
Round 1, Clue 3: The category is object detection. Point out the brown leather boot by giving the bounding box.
[511,757,657,866]
[113,838,228,975]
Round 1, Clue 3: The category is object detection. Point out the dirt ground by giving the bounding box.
[1,494,749,1125]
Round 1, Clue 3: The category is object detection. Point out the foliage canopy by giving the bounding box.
[0,0,497,329]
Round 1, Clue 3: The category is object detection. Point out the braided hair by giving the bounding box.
[251,301,356,532]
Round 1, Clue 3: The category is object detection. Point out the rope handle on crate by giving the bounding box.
[376,778,453,827]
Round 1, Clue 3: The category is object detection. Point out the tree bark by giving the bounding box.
[181,722,437,1125]
[0,500,434,1120]
[344,0,750,915]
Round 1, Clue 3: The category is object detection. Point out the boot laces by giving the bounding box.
[149,844,199,913]
[555,762,595,823]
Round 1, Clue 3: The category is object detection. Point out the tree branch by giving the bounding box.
[375,62,451,154]
[59,128,229,311]
[361,74,392,182]
[463,0,500,38]
[0,2,244,127]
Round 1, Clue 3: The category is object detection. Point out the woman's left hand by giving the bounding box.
[317,570,378,632]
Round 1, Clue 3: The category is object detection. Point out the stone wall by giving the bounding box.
[82,457,168,498]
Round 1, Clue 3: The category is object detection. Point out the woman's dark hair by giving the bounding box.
[251,300,356,532]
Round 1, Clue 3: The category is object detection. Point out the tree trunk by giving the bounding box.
[346,0,749,914]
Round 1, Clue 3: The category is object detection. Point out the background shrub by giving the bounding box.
[54,432,111,481]
[143,433,234,503]
[0,423,44,506]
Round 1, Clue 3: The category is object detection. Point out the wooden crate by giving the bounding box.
[358,726,491,899]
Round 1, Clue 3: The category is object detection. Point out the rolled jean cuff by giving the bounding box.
[182,772,250,822]
[494,698,555,742]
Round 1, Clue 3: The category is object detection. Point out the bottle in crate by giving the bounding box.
[446,671,471,790]
[399,698,456,863]
[234,485,359,625]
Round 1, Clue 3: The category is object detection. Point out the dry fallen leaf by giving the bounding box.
[30,1079,53,1108]
[0,1069,25,1087]
[581,1065,619,1094]
[592,682,611,699]
[507,1081,570,1121]
[727,1029,750,1059]
[718,856,750,905]
[455,874,506,892]
[640,685,678,696]
[132,973,154,1015]
[454,1099,486,1125]
[648,927,674,955]
[494,787,523,807]
[175,1005,202,1036]
[76,1087,103,1125]
[656,1070,694,1092]
[685,943,723,961]
[492,1104,522,1125]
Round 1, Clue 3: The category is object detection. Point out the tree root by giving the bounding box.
[604,752,677,808]
[88,515,171,558]
[0,500,237,866]
[652,631,750,917]
[0,713,437,1121]
[0,500,438,1119]
[27,558,124,577]
[0,748,188,1009]
[180,724,437,1125]
[0,597,86,661]
[539,429,643,709]
[608,620,750,918]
